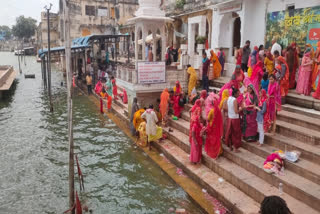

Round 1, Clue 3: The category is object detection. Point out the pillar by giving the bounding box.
[152,31,156,62]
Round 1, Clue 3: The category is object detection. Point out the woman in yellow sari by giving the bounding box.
[133,108,146,131]
[137,121,147,147]
[186,64,197,96]
[210,50,222,79]
[264,51,274,75]
[219,89,229,139]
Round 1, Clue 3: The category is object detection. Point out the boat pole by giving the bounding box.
[45,4,53,112]
[63,0,75,212]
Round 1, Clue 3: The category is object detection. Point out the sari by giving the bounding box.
[137,122,147,147]
[130,98,139,134]
[187,66,197,96]
[173,81,182,95]
[278,56,290,97]
[287,43,299,89]
[219,89,229,136]
[250,60,264,94]
[200,90,207,100]
[264,53,274,75]
[173,94,184,117]
[160,88,170,125]
[205,92,217,117]
[112,79,118,100]
[122,89,128,104]
[94,81,103,94]
[205,102,223,159]
[243,84,258,141]
[190,114,203,163]
[268,81,281,121]
[312,41,320,91]
[210,50,222,79]
[133,109,146,131]
[247,49,259,77]
[296,51,312,95]
[260,89,271,132]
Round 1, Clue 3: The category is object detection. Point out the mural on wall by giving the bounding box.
[265,6,320,51]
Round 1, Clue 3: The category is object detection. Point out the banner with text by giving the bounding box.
[137,61,166,84]
[266,6,320,51]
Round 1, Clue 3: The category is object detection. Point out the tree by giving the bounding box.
[12,16,37,40]
[0,26,12,40]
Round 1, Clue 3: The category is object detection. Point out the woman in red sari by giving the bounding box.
[190,114,203,164]
[268,74,281,134]
[243,84,258,142]
[112,79,118,100]
[173,81,182,96]
[173,93,184,117]
[205,97,223,159]
[286,42,299,89]
[250,60,264,94]
[219,65,244,101]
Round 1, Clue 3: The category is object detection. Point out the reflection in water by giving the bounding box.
[0,52,203,213]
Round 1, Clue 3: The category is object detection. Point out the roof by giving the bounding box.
[38,34,130,57]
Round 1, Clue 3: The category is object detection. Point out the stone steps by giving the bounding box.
[163,125,319,213]
[276,120,320,146]
[277,110,320,132]
[222,144,320,211]
[154,139,260,214]
[168,117,320,212]
[282,104,320,119]
[241,142,320,185]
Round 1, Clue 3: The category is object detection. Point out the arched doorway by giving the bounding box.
[233,17,241,55]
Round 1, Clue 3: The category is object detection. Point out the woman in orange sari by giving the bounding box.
[276,56,290,97]
[210,50,222,79]
[160,88,170,126]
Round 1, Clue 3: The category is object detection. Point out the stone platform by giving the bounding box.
[94,77,320,213]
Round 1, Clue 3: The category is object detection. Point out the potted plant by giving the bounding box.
[196,36,207,44]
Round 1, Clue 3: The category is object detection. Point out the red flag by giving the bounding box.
[76,191,82,214]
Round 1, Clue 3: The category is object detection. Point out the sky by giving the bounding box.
[0,0,59,27]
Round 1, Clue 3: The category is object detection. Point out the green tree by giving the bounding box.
[12,16,37,40]
[0,25,12,40]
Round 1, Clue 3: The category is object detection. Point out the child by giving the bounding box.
[255,89,267,146]
[261,72,269,93]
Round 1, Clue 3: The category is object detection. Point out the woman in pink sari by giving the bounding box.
[173,93,184,117]
[268,74,281,134]
[250,60,264,94]
[94,80,103,94]
[190,114,203,164]
[205,97,223,159]
[243,84,258,142]
[219,66,244,101]
[296,48,313,96]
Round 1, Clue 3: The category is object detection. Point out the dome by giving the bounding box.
[135,0,165,17]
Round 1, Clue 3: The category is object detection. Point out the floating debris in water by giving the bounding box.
[204,192,229,214]
[176,168,186,177]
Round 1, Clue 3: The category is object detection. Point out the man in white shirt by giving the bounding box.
[271,39,282,56]
[141,104,162,150]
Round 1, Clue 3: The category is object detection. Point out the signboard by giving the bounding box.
[98,8,108,17]
[137,61,166,84]
[266,6,320,51]
[219,3,242,14]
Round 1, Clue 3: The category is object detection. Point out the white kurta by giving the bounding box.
[141,110,158,136]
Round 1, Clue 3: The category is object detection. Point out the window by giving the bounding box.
[286,4,295,17]
[85,5,95,16]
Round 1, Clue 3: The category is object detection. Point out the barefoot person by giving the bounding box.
[255,89,268,147]
[190,114,203,164]
[225,88,242,152]
[267,74,281,134]
[141,104,163,150]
